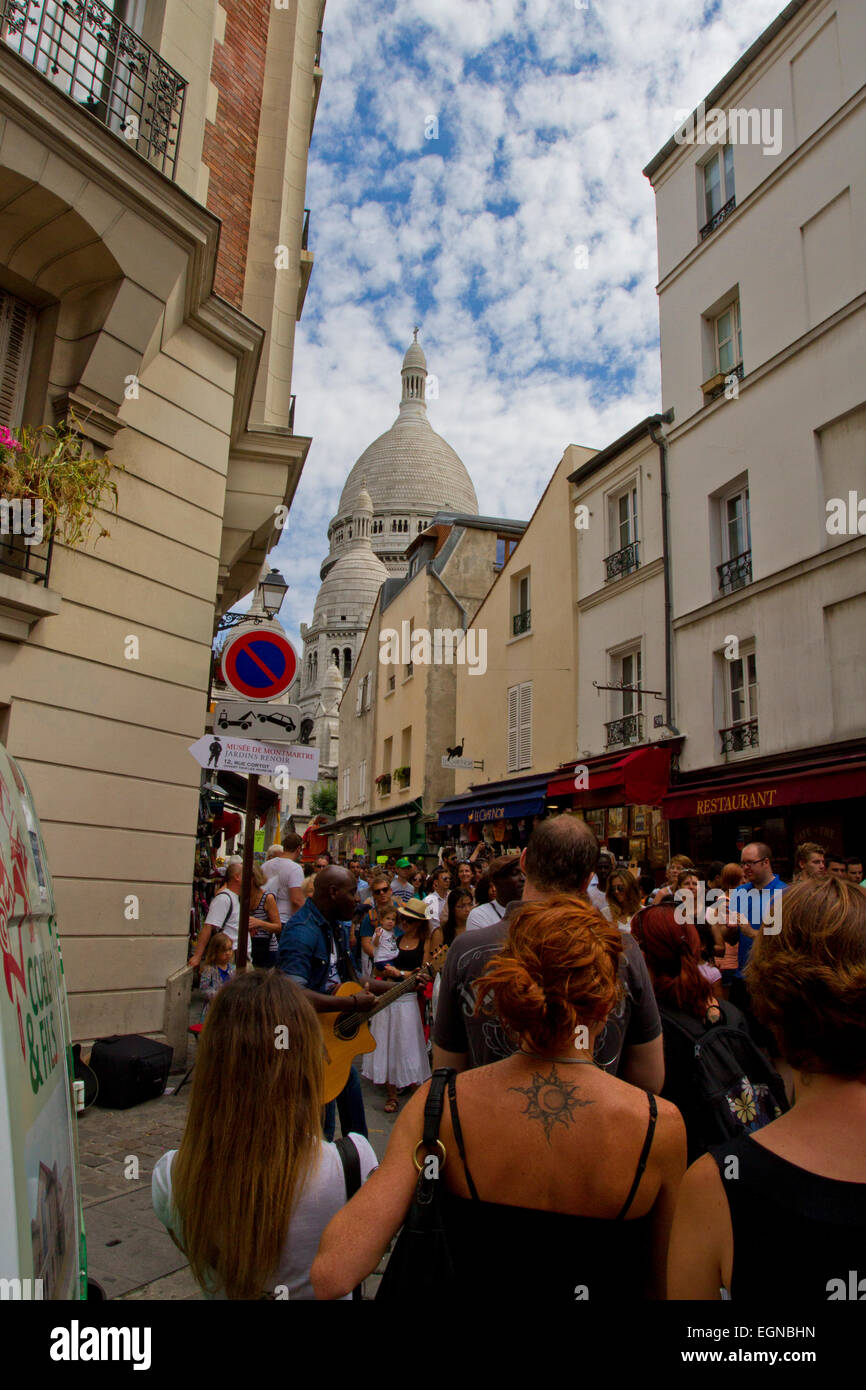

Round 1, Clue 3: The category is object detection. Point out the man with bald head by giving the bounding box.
[279,865,392,1140]
[432,815,664,1092]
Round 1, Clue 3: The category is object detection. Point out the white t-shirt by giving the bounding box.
[152,1135,377,1300]
[424,892,448,926]
[204,889,240,947]
[372,926,400,963]
[262,856,305,922]
[466,901,506,932]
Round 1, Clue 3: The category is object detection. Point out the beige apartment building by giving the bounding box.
[0,0,324,1040]
[644,0,866,873]
[334,515,525,861]
[437,448,591,843]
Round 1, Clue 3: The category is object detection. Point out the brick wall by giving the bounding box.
[202,2,271,308]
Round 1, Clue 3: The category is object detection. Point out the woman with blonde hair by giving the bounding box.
[152,971,377,1299]
[668,876,866,1299]
[313,895,686,1300]
[605,868,643,928]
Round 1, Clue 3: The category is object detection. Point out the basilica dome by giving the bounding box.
[336,335,478,520]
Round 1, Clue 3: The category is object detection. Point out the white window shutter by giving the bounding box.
[359,760,366,800]
[518,682,532,769]
[507,686,519,772]
[0,292,36,429]
[356,683,363,714]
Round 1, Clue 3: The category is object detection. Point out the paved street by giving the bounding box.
[78,1021,401,1301]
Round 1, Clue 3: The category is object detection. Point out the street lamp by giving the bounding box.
[260,568,289,618]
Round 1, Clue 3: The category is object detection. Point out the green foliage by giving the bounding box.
[0,410,119,547]
[310,781,337,816]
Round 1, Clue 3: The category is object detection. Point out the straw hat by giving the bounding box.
[396,897,434,924]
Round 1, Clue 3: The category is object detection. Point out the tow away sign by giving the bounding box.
[190,735,320,780]
[213,701,301,743]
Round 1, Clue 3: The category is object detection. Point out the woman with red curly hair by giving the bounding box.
[632,903,760,1163]
[668,877,866,1300]
[312,895,686,1300]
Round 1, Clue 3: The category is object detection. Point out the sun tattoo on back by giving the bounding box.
[509,1066,594,1142]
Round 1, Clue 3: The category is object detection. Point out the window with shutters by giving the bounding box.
[507,682,532,772]
[0,292,37,429]
[359,760,366,800]
[342,767,351,809]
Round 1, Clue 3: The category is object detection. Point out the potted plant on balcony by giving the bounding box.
[393,765,411,787]
[0,412,119,557]
[374,773,391,795]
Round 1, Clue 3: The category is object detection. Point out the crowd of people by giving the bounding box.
[160,821,866,1300]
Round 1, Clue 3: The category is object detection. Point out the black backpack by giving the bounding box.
[661,1007,789,1159]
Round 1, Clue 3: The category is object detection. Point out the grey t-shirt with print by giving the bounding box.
[432,900,661,1072]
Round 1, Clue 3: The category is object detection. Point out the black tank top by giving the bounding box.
[396,939,425,971]
[710,1135,866,1300]
[441,1073,658,1300]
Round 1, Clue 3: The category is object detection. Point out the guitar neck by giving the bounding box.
[369,948,446,1018]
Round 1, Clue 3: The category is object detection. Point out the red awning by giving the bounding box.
[547,745,671,807]
[662,755,866,820]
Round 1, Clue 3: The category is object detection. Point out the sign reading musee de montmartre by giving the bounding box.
[189,735,320,781]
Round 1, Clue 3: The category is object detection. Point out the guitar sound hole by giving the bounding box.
[336,1015,360,1041]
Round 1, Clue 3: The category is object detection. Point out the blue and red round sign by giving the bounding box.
[222,626,297,700]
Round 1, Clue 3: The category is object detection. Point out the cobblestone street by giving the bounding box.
[78,1025,399,1301]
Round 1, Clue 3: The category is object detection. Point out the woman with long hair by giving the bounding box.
[632,903,763,1162]
[313,896,686,1300]
[606,868,642,928]
[249,861,282,968]
[152,972,377,1299]
[668,877,866,1299]
[456,861,475,898]
[429,888,475,1024]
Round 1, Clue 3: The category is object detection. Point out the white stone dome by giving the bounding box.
[311,543,389,628]
[339,418,478,517]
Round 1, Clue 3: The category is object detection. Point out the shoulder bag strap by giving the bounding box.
[446,1071,480,1200]
[615,1091,658,1221]
[335,1137,364,1301]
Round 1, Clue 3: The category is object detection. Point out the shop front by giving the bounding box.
[437,772,551,852]
[546,744,675,874]
[662,739,866,879]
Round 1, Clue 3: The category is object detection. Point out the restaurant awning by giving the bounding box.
[437,772,550,827]
[662,749,866,820]
[547,745,671,807]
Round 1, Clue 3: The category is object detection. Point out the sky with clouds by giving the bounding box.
[271,0,785,652]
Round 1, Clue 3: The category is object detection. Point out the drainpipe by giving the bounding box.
[648,409,679,737]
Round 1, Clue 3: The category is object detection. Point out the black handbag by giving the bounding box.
[375,1068,457,1300]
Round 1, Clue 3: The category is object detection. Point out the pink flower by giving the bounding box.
[0,426,22,453]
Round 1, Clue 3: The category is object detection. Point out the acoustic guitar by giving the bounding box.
[320,945,448,1103]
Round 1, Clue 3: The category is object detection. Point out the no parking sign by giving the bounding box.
[221,625,297,701]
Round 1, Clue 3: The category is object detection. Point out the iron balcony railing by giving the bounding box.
[288,394,296,433]
[302,207,311,250]
[720,718,759,754]
[718,549,752,595]
[314,27,323,67]
[0,525,54,585]
[700,195,736,240]
[706,360,744,401]
[1,0,187,179]
[605,539,639,582]
[605,713,644,748]
[512,608,531,636]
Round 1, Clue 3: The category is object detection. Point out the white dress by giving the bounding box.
[362,956,431,1089]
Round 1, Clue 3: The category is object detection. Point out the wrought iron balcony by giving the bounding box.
[720,719,759,754]
[0,525,54,585]
[605,540,640,582]
[512,608,531,636]
[1,0,187,179]
[704,360,744,402]
[717,549,752,595]
[700,195,736,240]
[288,394,296,433]
[605,713,643,748]
[314,27,323,67]
[302,207,311,250]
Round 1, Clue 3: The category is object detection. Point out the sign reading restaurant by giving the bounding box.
[695,788,778,815]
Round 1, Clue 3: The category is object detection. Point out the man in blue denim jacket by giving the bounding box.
[279,866,391,1140]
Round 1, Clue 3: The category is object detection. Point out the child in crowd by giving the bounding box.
[199,933,235,1019]
[370,906,401,980]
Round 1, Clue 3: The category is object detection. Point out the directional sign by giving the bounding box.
[222,625,297,701]
[442,756,474,769]
[190,735,320,780]
[213,701,301,744]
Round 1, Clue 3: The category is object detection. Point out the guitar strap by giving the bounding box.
[323,918,358,986]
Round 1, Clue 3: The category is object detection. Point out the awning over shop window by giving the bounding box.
[216,771,279,817]
[547,745,671,807]
[662,752,866,820]
[437,772,550,827]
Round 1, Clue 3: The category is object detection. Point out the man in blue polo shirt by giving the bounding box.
[725,841,786,1017]
[279,866,391,1141]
